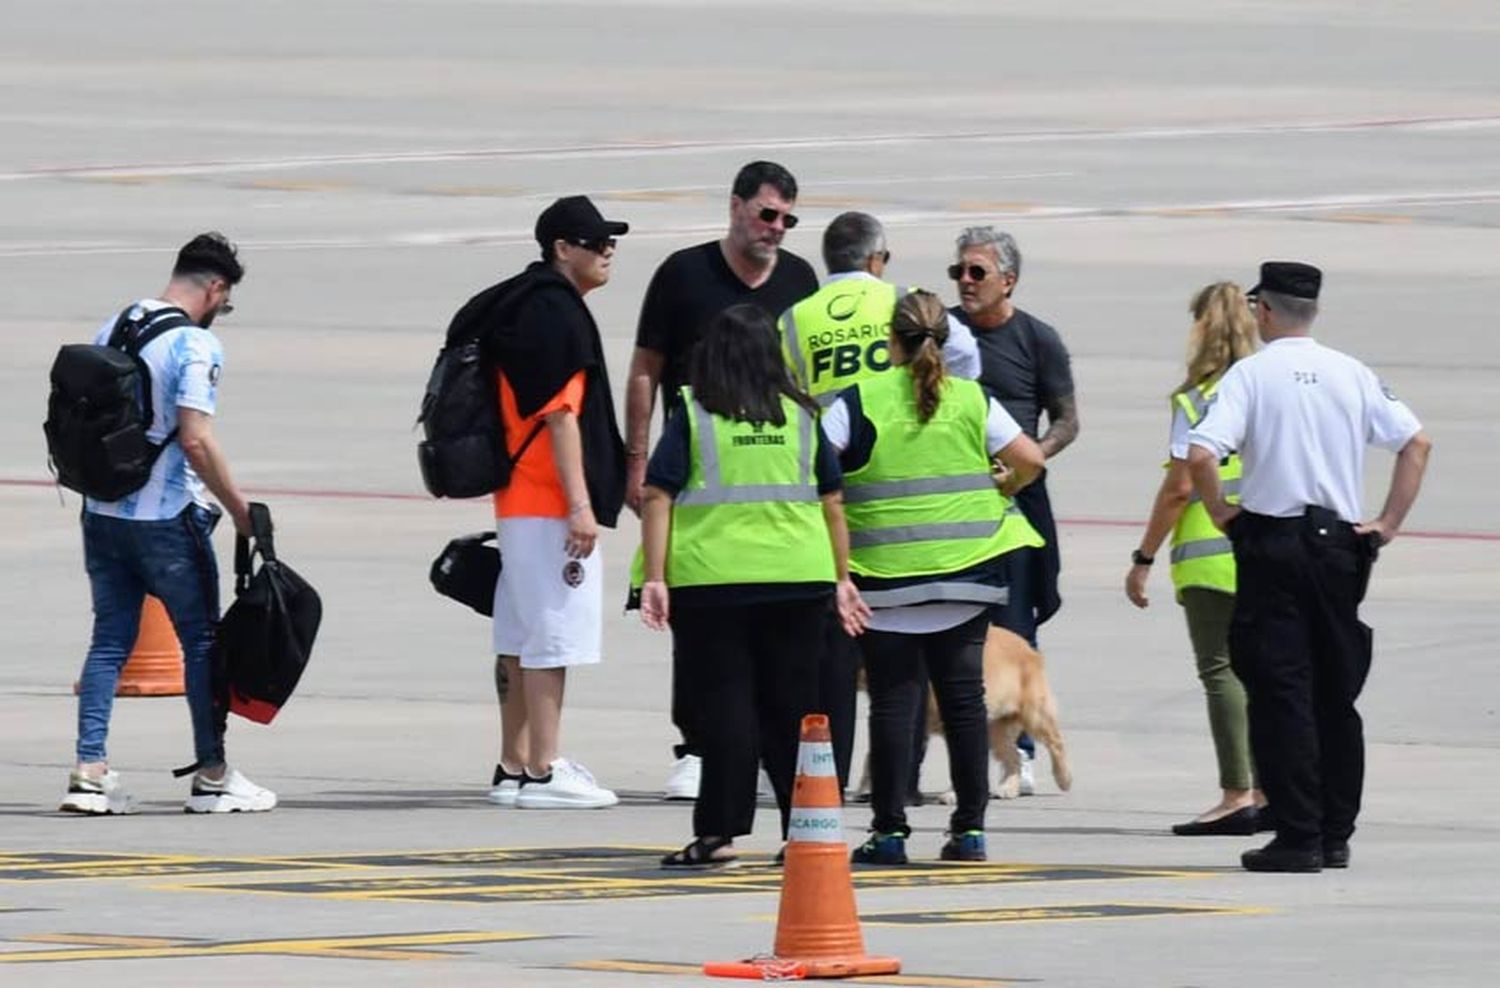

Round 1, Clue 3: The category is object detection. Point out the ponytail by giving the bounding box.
[890,290,951,423]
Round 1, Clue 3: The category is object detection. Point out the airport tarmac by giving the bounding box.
[1,2,1498,985]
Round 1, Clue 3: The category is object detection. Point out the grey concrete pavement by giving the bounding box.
[2,2,1498,985]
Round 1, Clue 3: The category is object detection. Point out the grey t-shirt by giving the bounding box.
[951,307,1074,438]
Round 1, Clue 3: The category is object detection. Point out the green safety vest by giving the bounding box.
[663,388,835,588]
[1169,377,1240,600]
[842,371,1043,601]
[779,278,917,404]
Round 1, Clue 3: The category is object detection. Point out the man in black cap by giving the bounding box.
[1186,261,1432,872]
[448,195,628,810]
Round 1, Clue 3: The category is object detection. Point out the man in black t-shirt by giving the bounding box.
[948,226,1080,795]
[625,161,818,800]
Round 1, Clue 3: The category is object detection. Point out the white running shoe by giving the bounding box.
[59,770,138,815]
[487,763,522,807]
[515,758,618,809]
[1018,750,1036,797]
[184,768,277,814]
[662,754,701,801]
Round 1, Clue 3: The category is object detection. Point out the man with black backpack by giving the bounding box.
[51,232,276,815]
[436,197,628,809]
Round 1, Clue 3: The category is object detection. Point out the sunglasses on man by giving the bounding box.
[755,206,799,229]
[947,263,996,282]
[568,236,618,254]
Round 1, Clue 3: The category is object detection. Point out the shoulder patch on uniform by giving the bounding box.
[209,364,222,385]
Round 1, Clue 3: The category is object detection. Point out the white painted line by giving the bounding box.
[1,115,1496,182]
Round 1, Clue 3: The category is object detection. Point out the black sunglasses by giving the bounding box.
[756,206,799,229]
[568,236,617,254]
[948,263,992,282]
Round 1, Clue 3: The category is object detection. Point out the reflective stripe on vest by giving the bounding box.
[1169,377,1238,598]
[860,581,1010,608]
[666,388,834,588]
[779,280,913,399]
[843,372,1042,583]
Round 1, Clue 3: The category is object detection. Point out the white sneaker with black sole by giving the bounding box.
[1018,750,1036,796]
[515,758,617,809]
[59,770,138,815]
[487,763,523,807]
[662,753,701,801]
[184,768,277,814]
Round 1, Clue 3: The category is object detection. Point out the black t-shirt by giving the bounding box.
[950,306,1073,439]
[635,241,818,415]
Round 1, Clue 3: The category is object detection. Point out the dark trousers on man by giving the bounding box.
[1229,509,1378,849]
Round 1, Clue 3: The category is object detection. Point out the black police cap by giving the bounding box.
[1249,261,1321,300]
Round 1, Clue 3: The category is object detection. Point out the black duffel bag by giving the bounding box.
[219,502,322,724]
[429,531,500,617]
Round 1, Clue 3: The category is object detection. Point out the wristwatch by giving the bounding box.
[1131,549,1155,567]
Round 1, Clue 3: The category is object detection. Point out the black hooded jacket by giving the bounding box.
[446,262,626,527]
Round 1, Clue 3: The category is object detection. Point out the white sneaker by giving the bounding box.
[184,768,277,814]
[59,770,138,815]
[515,758,618,809]
[487,764,522,807]
[1018,750,1036,797]
[662,754,701,801]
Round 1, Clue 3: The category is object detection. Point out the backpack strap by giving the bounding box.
[509,419,546,469]
[105,305,196,446]
[233,502,275,594]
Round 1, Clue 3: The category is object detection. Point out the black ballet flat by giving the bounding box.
[1171,805,1259,836]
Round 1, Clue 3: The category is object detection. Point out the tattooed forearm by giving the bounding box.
[1038,394,1079,459]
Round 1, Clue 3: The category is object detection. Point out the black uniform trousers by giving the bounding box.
[671,597,828,840]
[1228,508,1379,849]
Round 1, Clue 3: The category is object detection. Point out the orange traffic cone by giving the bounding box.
[73,596,185,697]
[704,714,900,981]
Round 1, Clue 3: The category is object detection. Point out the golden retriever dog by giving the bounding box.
[856,625,1072,802]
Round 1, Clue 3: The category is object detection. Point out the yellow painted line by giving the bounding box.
[565,960,1010,986]
[1319,212,1416,225]
[952,200,1039,213]
[0,930,542,964]
[415,184,527,198]
[237,179,354,193]
[861,902,1271,926]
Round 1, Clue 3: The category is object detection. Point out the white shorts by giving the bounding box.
[492,517,602,669]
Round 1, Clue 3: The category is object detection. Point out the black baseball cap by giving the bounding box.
[1248,261,1322,300]
[535,195,629,247]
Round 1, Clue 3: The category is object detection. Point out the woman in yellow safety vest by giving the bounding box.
[827,290,1045,864]
[639,304,868,868]
[1125,281,1266,835]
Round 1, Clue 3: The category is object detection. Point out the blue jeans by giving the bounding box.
[77,505,224,768]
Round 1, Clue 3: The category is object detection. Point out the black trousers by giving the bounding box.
[670,638,701,760]
[1229,509,1378,848]
[821,615,860,792]
[862,613,991,835]
[671,597,828,840]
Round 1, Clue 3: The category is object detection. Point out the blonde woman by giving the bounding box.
[1125,282,1266,836]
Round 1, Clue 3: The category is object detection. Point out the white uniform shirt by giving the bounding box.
[84,299,224,521]
[825,391,1024,633]
[1187,336,1421,522]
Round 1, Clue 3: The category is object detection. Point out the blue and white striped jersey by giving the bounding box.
[84,299,225,521]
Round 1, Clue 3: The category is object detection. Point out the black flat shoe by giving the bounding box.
[1171,806,1259,836]
[1255,805,1277,832]
[661,836,737,868]
[1322,841,1350,869]
[1241,839,1322,873]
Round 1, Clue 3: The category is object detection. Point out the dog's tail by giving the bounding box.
[1027,693,1072,793]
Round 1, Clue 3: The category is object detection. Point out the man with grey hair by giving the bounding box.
[780,211,978,403]
[949,225,1078,795]
[777,210,978,796]
[1188,261,1430,872]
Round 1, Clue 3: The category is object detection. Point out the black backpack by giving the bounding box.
[44,305,195,501]
[218,503,322,725]
[416,279,544,498]
[429,531,501,616]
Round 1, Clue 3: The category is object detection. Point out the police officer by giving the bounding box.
[779,211,980,403]
[639,304,866,867]
[778,211,980,795]
[1187,261,1432,872]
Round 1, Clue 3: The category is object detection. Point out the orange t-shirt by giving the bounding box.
[493,370,587,519]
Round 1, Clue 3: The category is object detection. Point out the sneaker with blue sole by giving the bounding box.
[939,830,987,862]
[851,832,908,865]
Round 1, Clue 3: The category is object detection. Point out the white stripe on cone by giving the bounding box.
[787,807,845,843]
[796,742,837,778]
